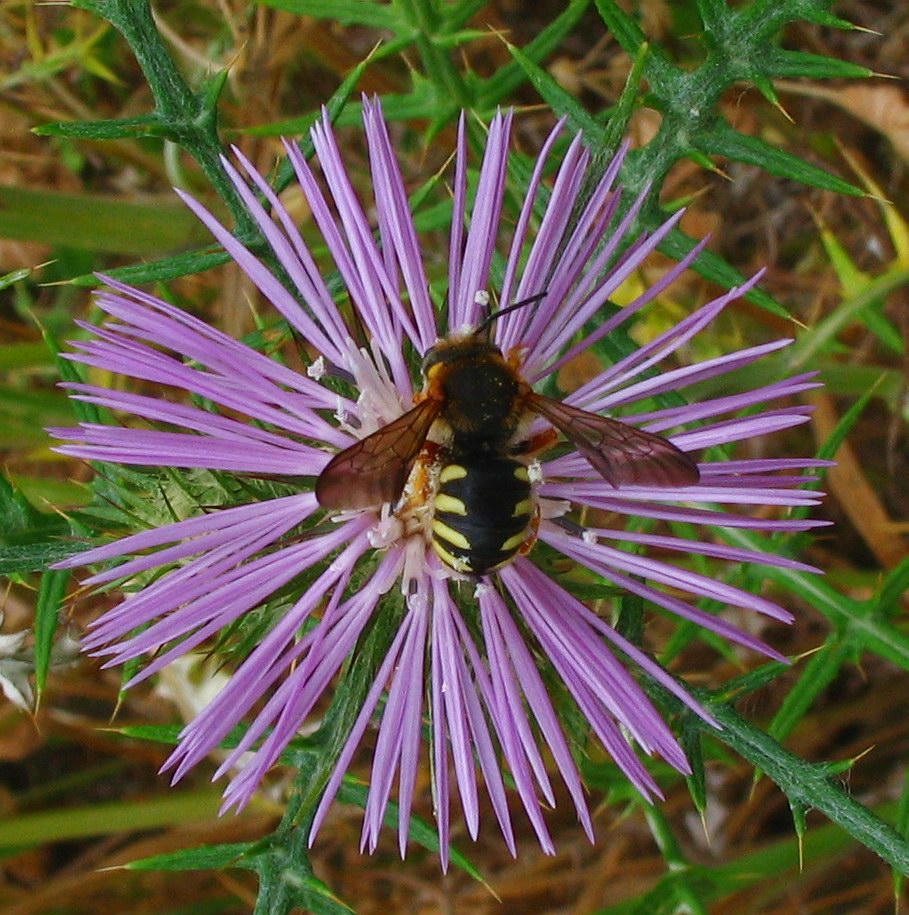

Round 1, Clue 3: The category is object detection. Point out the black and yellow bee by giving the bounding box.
[316,301,699,577]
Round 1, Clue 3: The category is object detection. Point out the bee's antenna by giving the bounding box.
[473,291,547,339]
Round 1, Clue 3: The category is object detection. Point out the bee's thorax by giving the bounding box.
[424,340,524,447]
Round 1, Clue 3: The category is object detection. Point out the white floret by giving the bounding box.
[306,355,326,381]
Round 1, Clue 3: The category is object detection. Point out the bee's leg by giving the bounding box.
[509,427,558,458]
[419,440,443,462]
[400,440,444,514]
[516,505,542,558]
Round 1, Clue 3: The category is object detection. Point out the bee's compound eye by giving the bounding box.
[421,343,444,375]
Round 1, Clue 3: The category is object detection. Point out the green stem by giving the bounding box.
[767,636,852,743]
[73,0,256,238]
[698,698,909,875]
[250,587,405,914]
[395,0,472,109]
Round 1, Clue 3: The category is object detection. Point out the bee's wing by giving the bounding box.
[526,392,700,487]
[315,399,441,510]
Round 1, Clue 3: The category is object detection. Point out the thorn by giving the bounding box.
[699,807,712,848]
[481,877,503,905]
[48,502,76,525]
[110,688,127,722]
[433,147,457,185]
[485,24,511,44]
[361,39,384,69]
[746,774,759,805]
[223,35,249,75]
[771,97,795,124]
[750,767,762,795]
[790,642,826,663]
[834,140,895,205]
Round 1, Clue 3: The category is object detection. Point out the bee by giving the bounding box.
[316,298,700,577]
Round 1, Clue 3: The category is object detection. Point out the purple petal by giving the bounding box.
[534,234,712,382]
[451,111,512,329]
[496,117,568,349]
[193,548,403,789]
[53,426,324,476]
[552,496,830,531]
[363,96,438,352]
[100,518,370,684]
[523,140,631,349]
[628,374,821,431]
[174,188,349,368]
[479,587,594,840]
[498,130,589,351]
[512,560,715,734]
[500,563,681,795]
[62,305,350,447]
[532,204,685,366]
[429,576,480,839]
[53,494,315,570]
[430,584,451,872]
[361,599,428,854]
[307,593,422,842]
[583,339,793,414]
[92,279,350,417]
[543,524,793,623]
[307,110,414,391]
[447,112,468,322]
[584,526,820,574]
[226,147,351,346]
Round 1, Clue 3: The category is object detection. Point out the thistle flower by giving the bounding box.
[51,99,826,865]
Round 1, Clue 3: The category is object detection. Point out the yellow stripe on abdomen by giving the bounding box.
[432,519,471,550]
[434,493,467,516]
[439,464,467,483]
[500,530,528,553]
[431,539,472,573]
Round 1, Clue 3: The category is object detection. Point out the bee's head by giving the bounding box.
[421,335,501,377]
[421,290,547,376]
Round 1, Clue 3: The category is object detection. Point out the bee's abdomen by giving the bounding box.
[431,455,533,576]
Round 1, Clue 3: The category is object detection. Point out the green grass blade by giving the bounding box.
[33,569,70,701]
[502,40,604,139]
[0,186,208,256]
[256,0,405,29]
[0,790,228,848]
[478,0,592,109]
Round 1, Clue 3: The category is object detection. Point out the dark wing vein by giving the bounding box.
[316,399,440,509]
[527,393,700,488]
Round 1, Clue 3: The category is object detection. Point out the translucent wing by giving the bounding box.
[316,399,441,509]
[526,392,700,487]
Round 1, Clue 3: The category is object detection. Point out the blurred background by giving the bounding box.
[0,1,908,912]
